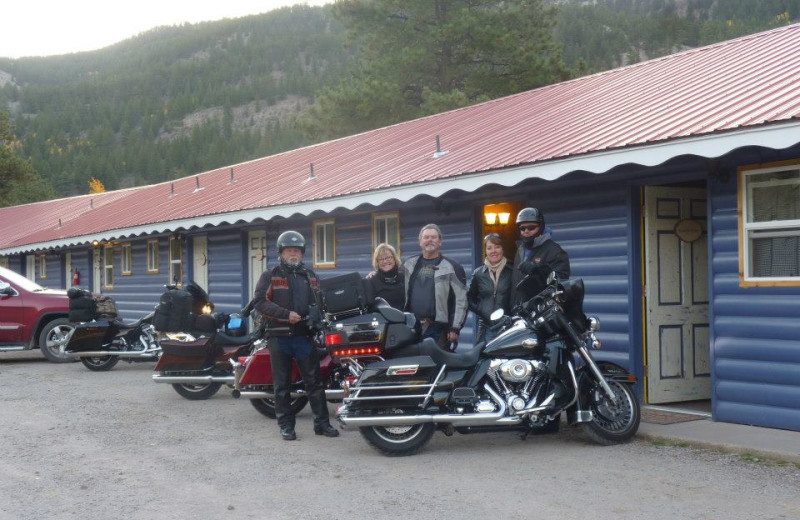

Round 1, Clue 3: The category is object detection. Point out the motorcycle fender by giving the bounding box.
[579,361,637,384]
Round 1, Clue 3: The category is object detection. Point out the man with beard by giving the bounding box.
[511,208,570,307]
[253,230,339,441]
[404,223,468,350]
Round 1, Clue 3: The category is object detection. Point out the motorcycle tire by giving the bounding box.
[580,381,640,445]
[39,318,76,363]
[81,355,120,371]
[171,383,222,400]
[250,397,308,419]
[359,423,436,457]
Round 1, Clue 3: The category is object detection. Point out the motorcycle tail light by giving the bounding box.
[325,334,343,346]
[332,346,382,357]
[237,356,249,364]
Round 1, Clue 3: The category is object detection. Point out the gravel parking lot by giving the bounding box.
[2,352,799,520]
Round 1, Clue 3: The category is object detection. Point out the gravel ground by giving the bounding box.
[2,352,799,520]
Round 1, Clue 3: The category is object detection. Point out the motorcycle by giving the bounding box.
[231,296,422,418]
[152,289,260,400]
[64,289,159,371]
[336,271,641,456]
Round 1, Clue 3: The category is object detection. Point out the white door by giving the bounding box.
[92,249,102,293]
[644,186,710,403]
[65,252,72,289]
[192,236,209,292]
[248,231,267,301]
[26,255,36,281]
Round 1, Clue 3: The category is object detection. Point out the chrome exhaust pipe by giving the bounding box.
[235,389,345,400]
[337,385,521,428]
[152,374,235,384]
[67,350,158,358]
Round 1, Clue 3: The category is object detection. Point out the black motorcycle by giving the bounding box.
[336,271,641,456]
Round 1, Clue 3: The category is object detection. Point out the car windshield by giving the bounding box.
[0,266,46,292]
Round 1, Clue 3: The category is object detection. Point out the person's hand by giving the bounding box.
[288,311,302,324]
[447,330,459,343]
[365,270,377,279]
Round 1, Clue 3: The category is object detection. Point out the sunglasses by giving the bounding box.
[518,224,540,232]
[483,233,502,241]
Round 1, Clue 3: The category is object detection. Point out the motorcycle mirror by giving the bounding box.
[547,271,557,284]
[489,308,504,321]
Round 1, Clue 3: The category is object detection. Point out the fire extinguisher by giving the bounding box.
[72,268,80,286]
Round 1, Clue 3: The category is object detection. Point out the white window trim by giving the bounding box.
[169,236,183,286]
[372,211,400,253]
[0,256,8,268]
[103,245,114,289]
[121,243,132,275]
[39,254,47,280]
[147,239,160,274]
[739,161,800,287]
[313,219,336,269]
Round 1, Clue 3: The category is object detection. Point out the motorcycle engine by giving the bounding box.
[487,359,547,414]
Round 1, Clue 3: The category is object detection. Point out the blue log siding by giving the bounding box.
[709,160,800,431]
[202,226,246,314]
[70,248,90,294]
[38,254,63,289]
[100,237,172,318]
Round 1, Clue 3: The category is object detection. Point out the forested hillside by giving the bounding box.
[1,0,798,205]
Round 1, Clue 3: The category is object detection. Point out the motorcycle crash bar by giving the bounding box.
[233,389,345,400]
[151,374,236,385]
[66,350,159,359]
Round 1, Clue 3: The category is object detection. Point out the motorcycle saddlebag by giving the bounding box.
[69,294,97,322]
[320,272,370,317]
[66,320,114,352]
[157,337,220,372]
[348,356,440,410]
[153,289,193,332]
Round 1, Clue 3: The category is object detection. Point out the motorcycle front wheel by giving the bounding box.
[171,383,222,400]
[580,381,640,445]
[81,355,119,371]
[360,423,435,457]
[250,396,308,419]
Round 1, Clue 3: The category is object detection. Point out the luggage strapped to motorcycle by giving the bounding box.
[319,272,372,320]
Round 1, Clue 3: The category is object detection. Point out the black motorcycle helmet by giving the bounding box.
[276,230,306,254]
[516,207,545,229]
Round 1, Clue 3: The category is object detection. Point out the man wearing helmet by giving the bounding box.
[253,230,339,441]
[511,208,570,307]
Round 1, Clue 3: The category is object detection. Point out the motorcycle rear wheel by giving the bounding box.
[81,355,120,371]
[360,423,435,457]
[250,397,308,419]
[171,383,222,400]
[580,381,640,445]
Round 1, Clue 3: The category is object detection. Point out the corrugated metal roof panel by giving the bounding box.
[4,23,800,252]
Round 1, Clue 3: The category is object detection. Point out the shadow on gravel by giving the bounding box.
[0,351,49,363]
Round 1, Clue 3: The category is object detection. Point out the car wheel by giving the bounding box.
[39,318,75,363]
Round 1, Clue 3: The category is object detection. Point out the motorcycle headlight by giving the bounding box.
[588,316,600,332]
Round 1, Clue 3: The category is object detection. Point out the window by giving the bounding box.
[169,236,184,285]
[147,239,159,273]
[739,162,800,286]
[313,219,335,268]
[39,255,47,280]
[0,256,8,268]
[121,243,132,275]
[103,245,114,289]
[372,212,400,252]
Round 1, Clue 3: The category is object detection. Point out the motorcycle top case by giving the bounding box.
[66,320,115,352]
[348,356,440,410]
[319,272,372,317]
[153,288,193,332]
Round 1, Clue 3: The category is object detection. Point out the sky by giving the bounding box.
[2,1,331,59]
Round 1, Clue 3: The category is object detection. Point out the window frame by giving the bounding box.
[0,256,8,269]
[39,254,47,280]
[312,219,336,269]
[738,160,800,287]
[168,236,184,286]
[103,245,114,289]
[146,239,160,274]
[372,211,401,253]
[120,242,132,275]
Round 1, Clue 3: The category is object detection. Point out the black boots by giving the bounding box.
[314,423,340,437]
[280,426,297,441]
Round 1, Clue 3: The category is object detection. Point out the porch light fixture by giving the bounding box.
[498,212,511,225]
[484,212,498,226]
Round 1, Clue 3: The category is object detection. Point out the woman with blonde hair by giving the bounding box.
[367,243,406,309]
[467,233,513,343]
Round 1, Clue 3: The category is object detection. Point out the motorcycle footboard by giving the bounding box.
[344,356,445,411]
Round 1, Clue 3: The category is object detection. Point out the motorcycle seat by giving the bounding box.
[113,317,146,330]
[214,331,253,346]
[411,338,484,369]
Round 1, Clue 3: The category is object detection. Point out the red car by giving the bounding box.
[0,266,74,362]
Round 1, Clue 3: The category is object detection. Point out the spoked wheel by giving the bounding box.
[250,396,309,419]
[360,422,436,457]
[580,381,640,445]
[171,382,222,400]
[81,355,120,371]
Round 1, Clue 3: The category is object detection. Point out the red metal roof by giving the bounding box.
[4,23,800,253]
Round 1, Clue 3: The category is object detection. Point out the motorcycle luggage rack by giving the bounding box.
[345,365,445,409]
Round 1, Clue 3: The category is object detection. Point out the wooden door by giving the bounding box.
[248,231,267,301]
[644,186,710,403]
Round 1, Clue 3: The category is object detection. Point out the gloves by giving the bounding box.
[518,259,541,276]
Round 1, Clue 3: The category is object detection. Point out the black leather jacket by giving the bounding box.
[253,262,321,336]
[511,233,570,307]
[467,263,513,323]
